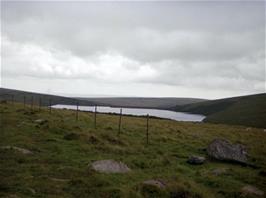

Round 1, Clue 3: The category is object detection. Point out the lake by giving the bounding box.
[52,104,205,122]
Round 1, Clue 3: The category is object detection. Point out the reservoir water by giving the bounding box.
[52,104,205,122]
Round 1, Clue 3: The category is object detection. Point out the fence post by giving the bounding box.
[39,98,42,111]
[31,96,33,110]
[76,101,79,121]
[146,114,149,145]
[23,96,26,109]
[49,99,52,114]
[94,105,97,129]
[11,95,14,105]
[118,108,122,135]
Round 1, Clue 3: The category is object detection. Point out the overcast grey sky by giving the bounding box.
[1,1,265,99]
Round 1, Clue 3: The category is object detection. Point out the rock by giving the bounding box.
[35,119,48,125]
[241,185,264,197]
[207,139,247,164]
[1,146,33,155]
[90,159,131,173]
[142,179,166,189]
[187,156,205,165]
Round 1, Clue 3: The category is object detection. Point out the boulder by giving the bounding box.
[187,156,205,165]
[207,139,247,164]
[1,146,33,155]
[90,159,131,173]
[241,185,264,197]
[142,179,166,189]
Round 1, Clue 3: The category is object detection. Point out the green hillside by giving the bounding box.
[1,102,266,198]
[172,94,266,128]
[0,88,96,107]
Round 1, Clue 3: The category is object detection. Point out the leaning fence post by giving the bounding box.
[118,108,122,135]
[76,101,79,121]
[23,96,26,109]
[94,105,97,129]
[49,99,52,114]
[146,114,149,145]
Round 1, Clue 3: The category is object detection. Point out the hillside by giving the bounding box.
[0,102,266,198]
[0,88,96,107]
[171,93,266,128]
[77,97,207,109]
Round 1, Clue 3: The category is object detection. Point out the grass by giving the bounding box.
[0,102,266,197]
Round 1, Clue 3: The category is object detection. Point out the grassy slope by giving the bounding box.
[1,102,266,198]
[172,93,266,128]
[78,97,207,109]
[0,88,96,106]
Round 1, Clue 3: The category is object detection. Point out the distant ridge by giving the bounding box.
[77,97,207,109]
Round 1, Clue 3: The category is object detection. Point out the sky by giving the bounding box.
[0,1,265,99]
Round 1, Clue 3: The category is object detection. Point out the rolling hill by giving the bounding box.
[171,93,266,128]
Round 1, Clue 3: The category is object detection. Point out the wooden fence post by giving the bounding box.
[118,108,122,135]
[146,114,149,145]
[49,99,52,114]
[11,95,14,105]
[76,101,79,121]
[39,98,42,111]
[23,96,26,109]
[94,105,97,129]
[31,96,33,110]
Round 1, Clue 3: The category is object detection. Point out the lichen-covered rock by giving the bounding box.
[90,159,130,173]
[187,156,205,165]
[207,139,247,164]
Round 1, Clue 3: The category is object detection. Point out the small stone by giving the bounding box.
[90,159,131,173]
[187,156,205,165]
[241,185,264,197]
[35,119,48,125]
[211,168,228,176]
[1,146,33,155]
[142,179,166,189]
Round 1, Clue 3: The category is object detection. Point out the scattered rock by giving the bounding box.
[245,127,252,131]
[35,119,48,125]
[64,133,80,140]
[187,156,205,165]
[1,146,33,155]
[241,185,264,197]
[263,129,266,132]
[142,179,166,189]
[28,188,36,194]
[207,139,248,164]
[211,168,228,176]
[90,159,131,173]
[49,177,70,182]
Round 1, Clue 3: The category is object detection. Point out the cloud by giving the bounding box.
[1,1,265,98]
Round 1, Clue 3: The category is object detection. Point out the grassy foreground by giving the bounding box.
[0,102,266,198]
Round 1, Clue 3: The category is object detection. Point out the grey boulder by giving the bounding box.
[207,139,247,164]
